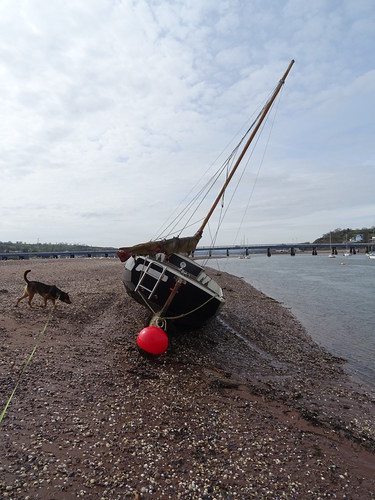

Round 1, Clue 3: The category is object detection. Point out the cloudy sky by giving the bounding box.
[1,0,374,248]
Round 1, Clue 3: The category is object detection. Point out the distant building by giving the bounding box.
[350,234,363,242]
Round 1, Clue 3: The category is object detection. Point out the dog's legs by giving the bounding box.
[15,287,29,307]
[27,292,35,307]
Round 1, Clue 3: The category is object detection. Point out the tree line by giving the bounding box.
[0,241,115,253]
[313,227,375,244]
[2,226,374,252]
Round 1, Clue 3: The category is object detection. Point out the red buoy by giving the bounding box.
[137,326,168,355]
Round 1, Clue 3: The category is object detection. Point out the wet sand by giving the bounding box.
[1,258,374,499]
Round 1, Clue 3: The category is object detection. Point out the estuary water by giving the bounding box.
[207,253,375,390]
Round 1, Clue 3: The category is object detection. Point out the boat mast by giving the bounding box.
[195,59,295,238]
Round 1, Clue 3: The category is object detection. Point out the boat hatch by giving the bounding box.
[168,253,203,277]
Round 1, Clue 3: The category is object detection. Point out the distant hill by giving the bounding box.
[0,241,116,253]
[313,227,375,245]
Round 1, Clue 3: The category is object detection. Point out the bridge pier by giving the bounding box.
[312,247,317,255]
[290,247,295,256]
[267,248,271,257]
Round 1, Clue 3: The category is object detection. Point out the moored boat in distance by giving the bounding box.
[328,232,336,257]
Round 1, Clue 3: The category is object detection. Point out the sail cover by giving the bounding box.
[117,232,202,262]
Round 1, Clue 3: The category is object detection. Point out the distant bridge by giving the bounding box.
[1,242,373,261]
[194,242,374,257]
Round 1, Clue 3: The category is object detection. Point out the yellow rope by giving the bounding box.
[0,306,55,425]
[159,294,216,321]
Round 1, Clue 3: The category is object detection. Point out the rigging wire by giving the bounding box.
[204,88,284,250]
[152,83,280,242]
[232,86,284,246]
[152,104,267,241]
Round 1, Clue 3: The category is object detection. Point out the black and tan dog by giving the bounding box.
[15,270,72,308]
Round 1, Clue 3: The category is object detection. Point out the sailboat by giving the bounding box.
[117,60,295,331]
[343,232,351,256]
[328,232,336,258]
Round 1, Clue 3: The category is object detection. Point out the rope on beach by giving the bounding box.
[0,306,55,425]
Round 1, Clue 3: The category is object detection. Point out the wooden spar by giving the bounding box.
[195,59,295,238]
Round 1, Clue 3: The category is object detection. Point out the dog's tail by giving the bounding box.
[24,270,31,283]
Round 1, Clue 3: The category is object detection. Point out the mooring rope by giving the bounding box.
[0,306,55,425]
[158,294,217,321]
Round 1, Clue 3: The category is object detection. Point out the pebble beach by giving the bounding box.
[1,257,374,499]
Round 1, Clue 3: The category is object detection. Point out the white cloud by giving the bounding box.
[0,0,374,247]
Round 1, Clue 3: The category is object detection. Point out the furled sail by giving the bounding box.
[117,231,202,262]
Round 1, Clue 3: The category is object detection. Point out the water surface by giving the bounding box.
[207,253,375,389]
